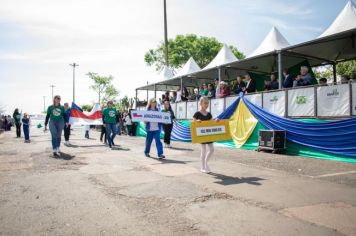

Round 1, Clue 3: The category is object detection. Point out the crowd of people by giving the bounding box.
[152,66,354,106]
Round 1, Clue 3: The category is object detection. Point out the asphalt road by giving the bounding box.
[0,127,355,236]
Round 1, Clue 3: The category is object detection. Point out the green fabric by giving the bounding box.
[240,119,356,163]
[102,107,117,124]
[288,60,317,85]
[12,111,21,124]
[47,105,65,121]
[248,60,317,92]
[135,122,164,139]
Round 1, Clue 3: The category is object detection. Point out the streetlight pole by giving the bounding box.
[69,63,79,103]
[50,85,55,101]
[163,0,169,66]
[43,96,46,113]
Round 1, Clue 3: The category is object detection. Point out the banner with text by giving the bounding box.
[262,91,286,117]
[130,110,172,124]
[317,84,350,117]
[190,119,231,143]
[288,87,314,117]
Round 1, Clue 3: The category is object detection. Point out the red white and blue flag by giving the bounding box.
[69,103,103,125]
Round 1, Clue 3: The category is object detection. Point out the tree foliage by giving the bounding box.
[87,72,119,104]
[116,96,135,112]
[81,104,93,112]
[144,34,245,71]
[312,60,356,82]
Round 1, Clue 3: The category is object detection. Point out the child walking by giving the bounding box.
[22,113,31,143]
[144,98,165,159]
[193,97,214,173]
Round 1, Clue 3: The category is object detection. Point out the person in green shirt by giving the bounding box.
[44,95,69,157]
[102,100,118,148]
[199,83,209,97]
[12,108,22,138]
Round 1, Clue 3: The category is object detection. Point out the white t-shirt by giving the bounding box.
[176,91,182,102]
[125,116,132,125]
[149,122,159,131]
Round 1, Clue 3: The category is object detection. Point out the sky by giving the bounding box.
[0,0,351,114]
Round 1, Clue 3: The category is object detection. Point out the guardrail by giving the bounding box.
[136,82,356,119]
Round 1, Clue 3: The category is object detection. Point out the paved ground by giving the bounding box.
[0,127,356,236]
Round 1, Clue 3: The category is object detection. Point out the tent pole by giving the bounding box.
[135,89,138,109]
[146,81,149,102]
[154,84,157,99]
[218,67,222,83]
[278,51,282,89]
[180,77,183,93]
[332,63,337,84]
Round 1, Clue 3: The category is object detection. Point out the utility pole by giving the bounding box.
[163,0,169,66]
[69,63,79,103]
[43,96,46,113]
[50,85,55,101]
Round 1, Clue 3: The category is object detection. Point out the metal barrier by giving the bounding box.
[137,82,356,119]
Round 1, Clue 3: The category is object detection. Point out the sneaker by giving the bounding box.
[109,144,112,148]
[158,155,165,159]
[145,153,150,158]
[167,144,172,148]
[205,165,211,173]
[200,169,208,173]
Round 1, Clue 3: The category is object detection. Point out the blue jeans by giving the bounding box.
[49,120,64,150]
[23,124,30,141]
[144,130,163,156]
[106,123,117,145]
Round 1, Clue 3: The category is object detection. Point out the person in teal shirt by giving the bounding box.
[44,95,68,157]
[102,100,118,148]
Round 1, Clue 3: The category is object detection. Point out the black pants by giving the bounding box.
[15,123,21,137]
[64,124,71,141]
[100,125,107,142]
[163,124,173,144]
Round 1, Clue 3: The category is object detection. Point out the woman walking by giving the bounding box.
[162,100,176,148]
[44,95,68,157]
[12,108,22,138]
[144,98,165,159]
[193,97,214,173]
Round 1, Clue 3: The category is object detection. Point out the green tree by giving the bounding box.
[81,104,93,112]
[87,72,119,104]
[116,96,135,112]
[144,34,245,71]
[337,60,356,78]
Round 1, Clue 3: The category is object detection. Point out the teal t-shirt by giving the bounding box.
[103,107,117,124]
[47,105,65,121]
[13,111,21,124]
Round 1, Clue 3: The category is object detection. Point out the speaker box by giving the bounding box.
[258,130,286,151]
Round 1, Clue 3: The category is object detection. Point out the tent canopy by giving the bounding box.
[203,43,238,69]
[248,26,290,58]
[173,57,201,78]
[319,0,356,38]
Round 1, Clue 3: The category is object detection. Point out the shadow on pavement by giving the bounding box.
[111,146,130,151]
[153,158,191,164]
[168,147,194,151]
[68,144,106,148]
[209,173,266,186]
[59,152,76,160]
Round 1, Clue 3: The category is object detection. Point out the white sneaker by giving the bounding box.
[167,144,172,148]
[56,147,60,155]
[200,169,208,173]
[205,165,211,173]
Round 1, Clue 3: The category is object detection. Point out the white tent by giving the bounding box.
[174,57,201,78]
[319,0,356,38]
[203,44,238,69]
[159,65,174,80]
[248,26,290,58]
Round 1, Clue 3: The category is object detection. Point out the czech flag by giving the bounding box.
[69,102,103,125]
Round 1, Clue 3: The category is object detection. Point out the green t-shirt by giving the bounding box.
[199,89,208,96]
[47,105,65,121]
[103,107,118,124]
[13,111,21,124]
